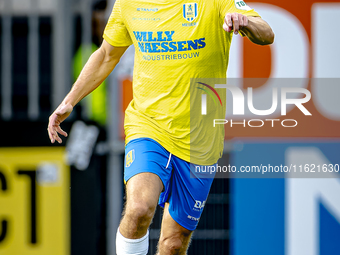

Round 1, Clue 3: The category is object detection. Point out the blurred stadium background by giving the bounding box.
[0,0,339,254]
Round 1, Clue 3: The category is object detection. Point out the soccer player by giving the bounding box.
[47,0,274,254]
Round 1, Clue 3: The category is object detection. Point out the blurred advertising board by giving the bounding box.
[225,0,340,138]
[0,148,70,255]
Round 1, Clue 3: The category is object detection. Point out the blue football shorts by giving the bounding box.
[124,137,216,231]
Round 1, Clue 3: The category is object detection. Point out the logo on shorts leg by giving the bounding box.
[125,149,135,167]
[193,200,206,211]
[187,215,200,221]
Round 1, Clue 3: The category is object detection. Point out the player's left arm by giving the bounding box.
[223,13,274,45]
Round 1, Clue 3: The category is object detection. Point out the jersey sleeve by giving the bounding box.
[103,0,133,47]
[218,0,260,18]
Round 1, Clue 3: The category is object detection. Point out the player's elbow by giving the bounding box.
[265,28,275,45]
[107,54,122,66]
[99,46,121,66]
[98,41,128,66]
[249,26,274,46]
[260,27,274,45]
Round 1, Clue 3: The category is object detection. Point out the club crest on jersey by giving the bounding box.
[125,149,135,167]
[183,3,198,22]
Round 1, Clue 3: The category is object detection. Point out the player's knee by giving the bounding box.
[126,201,155,224]
[159,236,183,253]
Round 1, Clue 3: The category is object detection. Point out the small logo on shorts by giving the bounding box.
[194,200,206,211]
[125,149,135,167]
[187,215,200,221]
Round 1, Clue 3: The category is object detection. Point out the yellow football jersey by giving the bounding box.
[103,0,259,165]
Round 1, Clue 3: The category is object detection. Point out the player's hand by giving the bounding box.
[47,103,73,144]
[223,13,249,35]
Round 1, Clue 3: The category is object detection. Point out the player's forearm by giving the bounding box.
[241,16,274,45]
[62,47,117,107]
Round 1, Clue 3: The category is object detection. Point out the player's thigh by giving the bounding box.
[123,138,172,211]
[158,202,193,254]
[124,172,163,216]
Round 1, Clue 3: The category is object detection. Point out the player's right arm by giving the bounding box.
[47,40,128,144]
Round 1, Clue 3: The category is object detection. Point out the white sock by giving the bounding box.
[116,227,149,255]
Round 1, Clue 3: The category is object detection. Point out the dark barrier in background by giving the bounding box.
[0,120,108,255]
